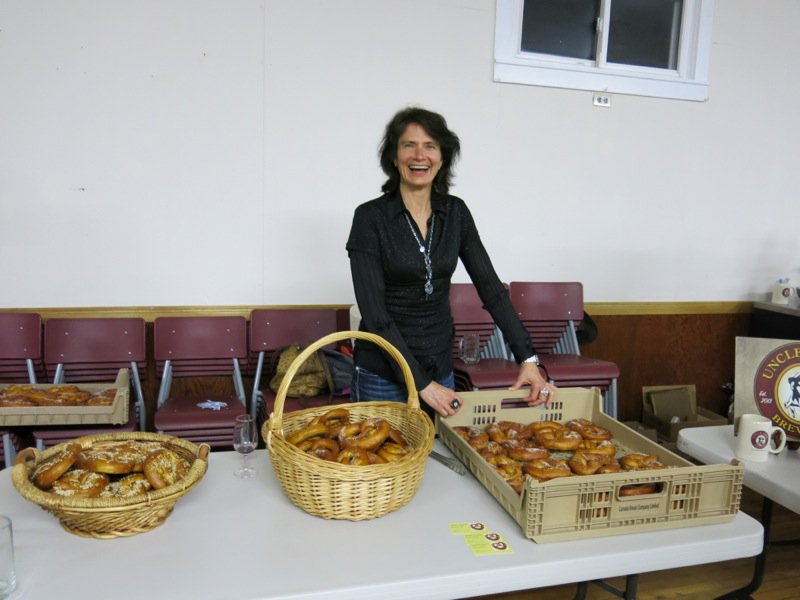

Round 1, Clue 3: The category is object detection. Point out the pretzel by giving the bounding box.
[100,473,153,498]
[143,448,190,489]
[367,452,388,464]
[568,452,615,476]
[596,460,622,474]
[496,421,534,441]
[486,454,523,483]
[287,422,329,446]
[0,394,37,407]
[524,458,572,482]
[535,428,583,451]
[51,468,109,498]
[336,447,370,466]
[310,408,351,436]
[527,420,566,434]
[76,440,164,475]
[503,440,549,462]
[377,442,409,462]
[566,418,613,441]
[306,438,339,461]
[32,443,82,489]
[341,418,391,452]
[620,453,667,471]
[464,428,490,451]
[479,442,507,461]
[388,427,408,448]
[86,389,118,406]
[575,439,617,456]
[619,483,657,496]
[486,423,508,445]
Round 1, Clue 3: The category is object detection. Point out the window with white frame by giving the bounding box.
[494,0,715,101]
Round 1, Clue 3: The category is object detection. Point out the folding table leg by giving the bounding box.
[715,496,773,600]
[575,575,639,599]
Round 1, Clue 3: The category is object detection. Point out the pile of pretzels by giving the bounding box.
[30,440,191,499]
[286,408,411,465]
[0,384,117,407]
[454,418,668,495]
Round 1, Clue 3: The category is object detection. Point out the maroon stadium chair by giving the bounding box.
[154,316,248,448]
[0,312,44,466]
[249,308,340,423]
[449,283,544,391]
[31,317,146,450]
[509,282,620,416]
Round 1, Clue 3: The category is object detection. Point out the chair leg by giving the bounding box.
[156,360,172,409]
[2,433,13,469]
[250,352,265,420]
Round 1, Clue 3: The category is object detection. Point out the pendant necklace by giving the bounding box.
[404,212,435,298]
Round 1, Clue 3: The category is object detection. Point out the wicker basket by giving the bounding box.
[12,431,210,538]
[264,330,435,521]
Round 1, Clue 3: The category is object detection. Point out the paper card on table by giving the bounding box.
[449,521,490,535]
[463,531,513,556]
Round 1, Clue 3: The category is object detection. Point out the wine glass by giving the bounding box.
[233,414,257,479]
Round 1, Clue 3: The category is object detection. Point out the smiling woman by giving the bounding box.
[345,107,554,420]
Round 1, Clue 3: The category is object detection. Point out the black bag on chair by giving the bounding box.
[576,312,598,345]
[321,348,355,395]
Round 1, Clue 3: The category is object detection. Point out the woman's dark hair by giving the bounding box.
[379,107,461,194]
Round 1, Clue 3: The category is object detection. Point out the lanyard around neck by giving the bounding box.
[403,212,435,298]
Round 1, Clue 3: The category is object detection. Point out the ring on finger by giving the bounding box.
[540,388,551,398]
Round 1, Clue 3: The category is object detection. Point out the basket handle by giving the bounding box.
[15,447,39,467]
[197,443,211,461]
[269,330,420,431]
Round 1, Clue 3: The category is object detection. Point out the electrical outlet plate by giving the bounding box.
[593,93,612,108]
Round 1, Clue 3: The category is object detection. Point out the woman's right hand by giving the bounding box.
[419,381,462,417]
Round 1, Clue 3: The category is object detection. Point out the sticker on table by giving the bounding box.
[463,531,513,556]
[449,521,490,535]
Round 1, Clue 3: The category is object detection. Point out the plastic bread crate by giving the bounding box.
[437,388,743,543]
[0,368,129,427]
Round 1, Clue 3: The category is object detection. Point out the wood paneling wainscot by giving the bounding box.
[581,301,752,422]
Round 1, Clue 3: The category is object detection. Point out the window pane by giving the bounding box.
[607,0,683,69]
[521,0,600,60]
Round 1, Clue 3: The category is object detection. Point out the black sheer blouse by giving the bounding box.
[346,191,534,391]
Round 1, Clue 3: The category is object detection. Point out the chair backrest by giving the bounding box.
[154,316,248,377]
[43,317,146,382]
[0,312,43,383]
[247,308,341,419]
[249,308,339,366]
[509,282,584,354]
[42,317,147,430]
[449,283,510,360]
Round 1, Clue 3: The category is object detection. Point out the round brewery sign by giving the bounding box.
[754,342,800,437]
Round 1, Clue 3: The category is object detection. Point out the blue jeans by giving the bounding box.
[351,367,455,403]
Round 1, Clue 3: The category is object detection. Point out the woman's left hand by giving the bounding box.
[510,362,556,406]
[419,381,462,417]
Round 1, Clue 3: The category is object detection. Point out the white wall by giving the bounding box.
[1,0,798,308]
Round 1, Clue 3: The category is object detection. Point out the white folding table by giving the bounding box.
[2,442,763,600]
[678,424,799,600]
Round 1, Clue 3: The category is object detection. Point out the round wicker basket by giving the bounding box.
[264,330,435,521]
[12,431,209,538]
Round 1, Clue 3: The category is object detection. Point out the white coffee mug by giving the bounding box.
[770,279,796,305]
[735,414,787,462]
